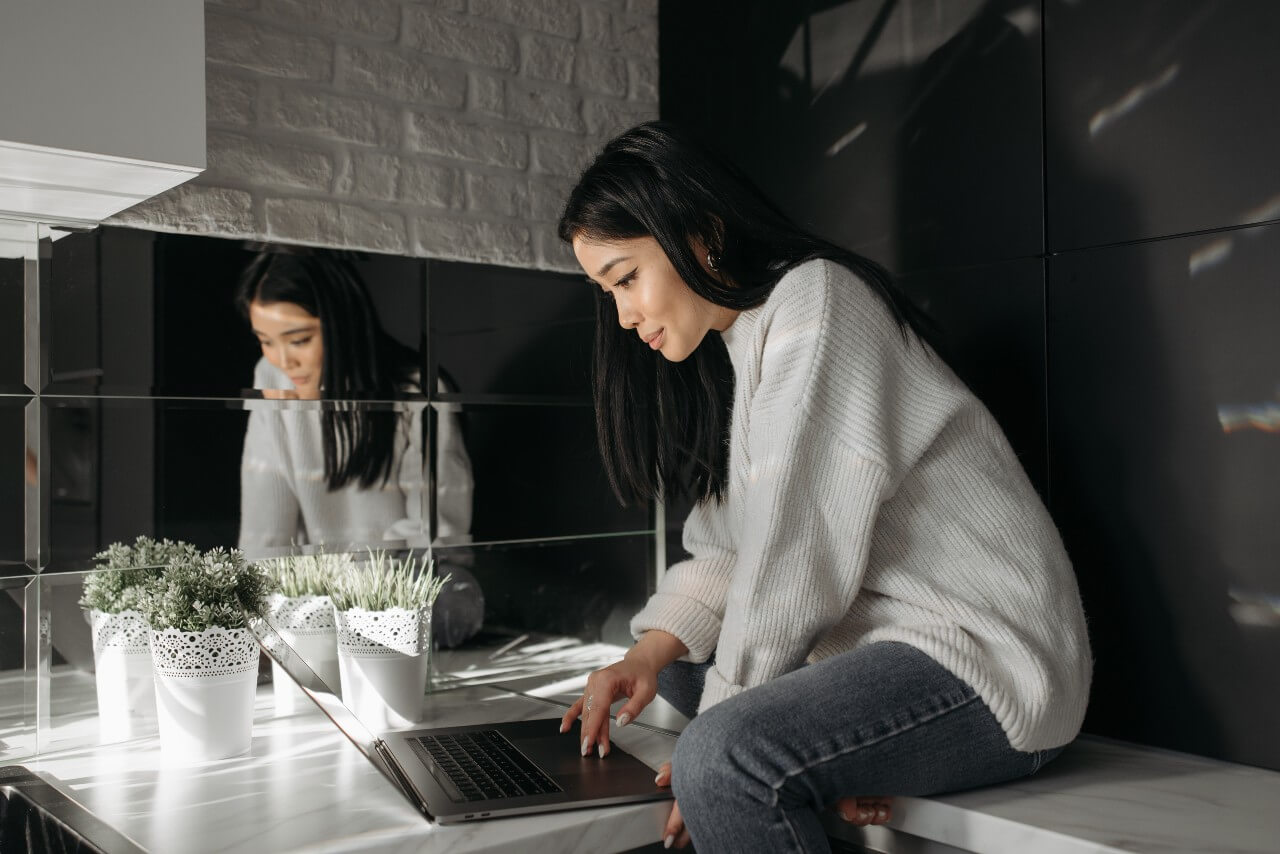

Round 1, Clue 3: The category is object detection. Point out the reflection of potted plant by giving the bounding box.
[137,547,269,761]
[331,551,449,729]
[79,536,198,743]
[259,552,352,715]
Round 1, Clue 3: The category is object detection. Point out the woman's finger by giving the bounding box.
[559,696,583,734]
[654,760,672,788]
[612,679,656,729]
[662,799,685,849]
[580,678,617,757]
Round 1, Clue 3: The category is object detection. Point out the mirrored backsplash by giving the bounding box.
[2,220,659,759]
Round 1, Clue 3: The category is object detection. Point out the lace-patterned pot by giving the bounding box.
[267,594,340,715]
[89,609,156,743]
[335,607,432,729]
[149,626,259,761]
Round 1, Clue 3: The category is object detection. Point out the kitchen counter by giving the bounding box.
[10,635,1280,853]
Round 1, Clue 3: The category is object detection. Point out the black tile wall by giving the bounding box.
[664,0,1280,769]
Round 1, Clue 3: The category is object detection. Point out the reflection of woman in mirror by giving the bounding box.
[234,250,481,646]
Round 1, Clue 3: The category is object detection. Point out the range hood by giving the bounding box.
[0,0,206,226]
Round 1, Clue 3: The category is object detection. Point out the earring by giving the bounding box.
[707,251,721,272]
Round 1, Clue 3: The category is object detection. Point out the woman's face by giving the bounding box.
[572,235,737,363]
[248,300,324,399]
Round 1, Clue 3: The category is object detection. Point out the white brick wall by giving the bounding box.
[107,0,659,271]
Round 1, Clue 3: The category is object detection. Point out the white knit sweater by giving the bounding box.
[631,259,1091,752]
[238,359,473,554]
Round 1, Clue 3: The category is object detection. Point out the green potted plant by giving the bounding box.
[79,536,198,743]
[259,552,353,714]
[330,550,449,729]
[137,547,269,761]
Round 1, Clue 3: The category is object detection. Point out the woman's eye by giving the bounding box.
[614,268,638,288]
[289,337,312,346]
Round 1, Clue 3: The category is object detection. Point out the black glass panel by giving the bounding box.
[0,398,27,573]
[43,397,431,571]
[45,228,427,399]
[0,237,24,395]
[661,0,1043,274]
[429,259,592,399]
[899,258,1047,497]
[1046,0,1280,251]
[1047,222,1280,771]
[434,534,655,646]
[442,404,649,545]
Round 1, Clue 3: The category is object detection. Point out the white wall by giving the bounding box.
[108,0,659,270]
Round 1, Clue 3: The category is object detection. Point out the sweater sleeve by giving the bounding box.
[238,406,303,551]
[629,494,737,664]
[697,266,898,712]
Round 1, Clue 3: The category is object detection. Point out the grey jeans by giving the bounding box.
[659,641,1065,853]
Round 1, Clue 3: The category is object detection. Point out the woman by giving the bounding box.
[235,249,482,647]
[556,122,1091,852]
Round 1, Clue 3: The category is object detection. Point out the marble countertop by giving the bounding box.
[10,635,1280,853]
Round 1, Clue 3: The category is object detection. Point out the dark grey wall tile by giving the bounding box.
[899,257,1048,497]
[1046,0,1280,250]
[661,0,1044,274]
[1047,223,1280,768]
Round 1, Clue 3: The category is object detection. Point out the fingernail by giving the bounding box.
[840,808,855,822]
[616,712,631,728]
[559,722,567,733]
[598,743,606,758]
[664,835,674,849]
[581,738,590,757]
[655,772,664,785]
[858,808,872,822]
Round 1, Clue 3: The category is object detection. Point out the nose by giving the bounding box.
[614,292,641,331]
[264,342,297,370]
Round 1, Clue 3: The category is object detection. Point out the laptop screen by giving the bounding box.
[243,610,407,794]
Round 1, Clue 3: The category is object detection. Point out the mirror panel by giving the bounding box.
[429,259,593,400]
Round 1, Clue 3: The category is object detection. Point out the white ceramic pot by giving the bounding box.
[90,609,157,743]
[150,626,259,762]
[266,593,340,716]
[335,606,431,730]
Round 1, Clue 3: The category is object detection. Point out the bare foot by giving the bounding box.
[834,795,893,826]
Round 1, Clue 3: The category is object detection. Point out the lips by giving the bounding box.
[642,329,665,350]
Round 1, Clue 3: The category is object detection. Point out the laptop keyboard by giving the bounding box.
[416,730,564,802]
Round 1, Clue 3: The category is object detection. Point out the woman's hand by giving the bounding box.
[834,795,893,826]
[559,630,687,758]
[559,655,660,758]
[655,761,690,849]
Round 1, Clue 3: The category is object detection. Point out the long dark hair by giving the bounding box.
[558,120,936,507]
[235,250,418,491]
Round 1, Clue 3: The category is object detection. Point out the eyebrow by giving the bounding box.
[594,255,632,279]
[253,325,318,338]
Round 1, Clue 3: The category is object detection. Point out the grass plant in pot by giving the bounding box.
[79,536,199,743]
[331,550,449,730]
[259,552,353,715]
[137,547,269,762]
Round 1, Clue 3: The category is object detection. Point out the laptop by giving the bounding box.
[246,613,673,824]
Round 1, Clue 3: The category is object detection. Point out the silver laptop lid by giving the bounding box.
[243,611,414,801]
